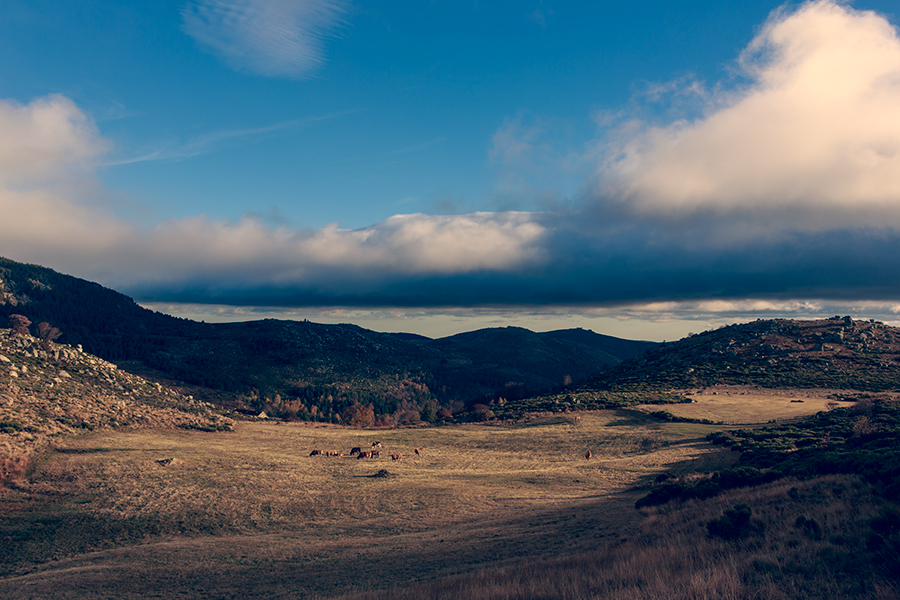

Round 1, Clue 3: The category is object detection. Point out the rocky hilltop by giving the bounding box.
[0,328,231,485]
[595,316,900,391]
[499,317,900,417]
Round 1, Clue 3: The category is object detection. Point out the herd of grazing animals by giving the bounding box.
[311,439,591,461]
[309,442,413,460]
[308,449,343,457]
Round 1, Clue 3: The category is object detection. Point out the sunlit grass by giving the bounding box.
[0,411,732,598]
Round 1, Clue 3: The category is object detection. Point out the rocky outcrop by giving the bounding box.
[572,317,900,395]
[1,329,232,485]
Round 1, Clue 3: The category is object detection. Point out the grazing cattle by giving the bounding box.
[585,450,592,460]
[309,449,322,456]
[414,448,422,456]
[391,453,402,461]
[372,441,382,449]
[350,447,362,455]
[326,450,342,457]
[371,449,380,458]
[357,451,372,459]
[575,416,581,424]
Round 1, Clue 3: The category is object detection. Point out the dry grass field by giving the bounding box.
[0,399,839,599]
[634,386,840,424]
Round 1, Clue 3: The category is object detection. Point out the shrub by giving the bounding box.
[36,321,62,351]
[867,505,900,578]
[707,503,753,539]
[7,314,30,336]
[1,452,30,484]
[794,515,823,540]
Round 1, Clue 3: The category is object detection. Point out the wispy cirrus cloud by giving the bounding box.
[181,0,347,78]
[105,109,359,166]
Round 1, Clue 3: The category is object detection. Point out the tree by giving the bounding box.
[36,322,62,351]
[7,314,30,337]
[342,402,375,428]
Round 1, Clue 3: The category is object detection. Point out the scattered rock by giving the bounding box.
[1,328,233,485]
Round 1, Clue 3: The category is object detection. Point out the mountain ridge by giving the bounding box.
[0,257,656,422]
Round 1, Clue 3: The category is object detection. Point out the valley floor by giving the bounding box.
[0,412,736,599]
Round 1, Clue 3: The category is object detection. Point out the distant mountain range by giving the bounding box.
[0,257,656,423]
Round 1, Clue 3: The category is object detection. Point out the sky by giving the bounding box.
[3,0,900,341]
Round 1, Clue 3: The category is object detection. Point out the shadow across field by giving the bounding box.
[0,413,734,599]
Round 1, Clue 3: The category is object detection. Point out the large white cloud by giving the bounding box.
[0,95,547,291]
[599,0,900,230]
[182,0,346,78]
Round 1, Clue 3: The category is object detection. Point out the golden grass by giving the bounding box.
[0,411,734,598]
[636,388,837,424]
[334,475,898,600]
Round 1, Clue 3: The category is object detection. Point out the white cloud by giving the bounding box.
[599,0,900,230]
[0,95,108,187]
[119,211,547,287]
[0,94,548,291]
[182,0,346,78]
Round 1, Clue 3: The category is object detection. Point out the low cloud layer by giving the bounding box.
[5,1,900,312]
[181,0,346,78]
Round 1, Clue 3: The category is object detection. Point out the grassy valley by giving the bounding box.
[2,401,898,599]
[0,413,733,598]
[2,259,899,598]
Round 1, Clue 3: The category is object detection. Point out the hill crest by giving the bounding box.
[497,317,900,418]
[1,256,656,423]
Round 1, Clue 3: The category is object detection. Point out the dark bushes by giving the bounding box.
[707,504,753,539]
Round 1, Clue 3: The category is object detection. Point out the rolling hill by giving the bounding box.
[0,257,656,422]
[501,316,900,417]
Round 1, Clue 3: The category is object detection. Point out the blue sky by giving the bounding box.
[3,1,900,340]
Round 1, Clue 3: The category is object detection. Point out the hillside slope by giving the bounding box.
[501,317,900,417]
[0,328,231,485]
[0,257,656,421]
[587,316,900,391]
[424,326,654,401]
